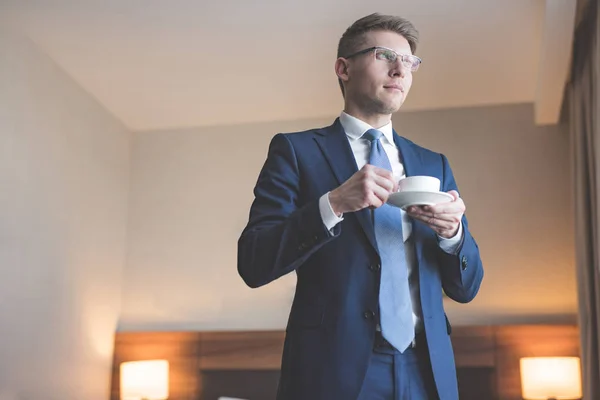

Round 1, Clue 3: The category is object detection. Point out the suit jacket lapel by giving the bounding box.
[393,130,430,274]
[393,130,424,178]
[314,119,378,253]
[314,119,358,186]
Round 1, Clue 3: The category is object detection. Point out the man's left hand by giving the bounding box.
[406,190,465,238]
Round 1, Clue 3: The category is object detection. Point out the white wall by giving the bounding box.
[396,104,575,325]
[121,103,575,331]
[121,119,307,331]
[0,30,130,400]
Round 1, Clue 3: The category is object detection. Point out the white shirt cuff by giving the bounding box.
[319,192,344,232]
[438,222,464,255]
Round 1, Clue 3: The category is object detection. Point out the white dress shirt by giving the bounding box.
[318,111,463,333]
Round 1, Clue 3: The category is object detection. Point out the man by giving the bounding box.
[238,13,484,400]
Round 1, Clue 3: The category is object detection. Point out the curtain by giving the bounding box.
[570,0,600,398]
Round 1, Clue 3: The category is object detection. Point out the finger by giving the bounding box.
[408,211,460,224]
[370,167,398,189]
[408,215,450,229]
[447,190,460,201]
[372,174,396,193]
[367,190,385,208]
[437,229,459,239]
[407,204,460,218]
[408,210,463,227]
[361,164,390,178]
[410,214,457,231]
[371,184,392,205]
[406,205,425,214]
[371,166,395,179]
[363,168,395,193]
[422,199,465,215]
[357,177,392,208]
[408,205,462,218]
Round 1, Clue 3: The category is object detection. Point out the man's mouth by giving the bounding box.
[384,85,404,93]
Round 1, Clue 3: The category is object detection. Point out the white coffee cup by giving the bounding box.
[397,176,440,193]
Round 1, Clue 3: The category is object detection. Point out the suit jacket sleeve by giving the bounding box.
[436,154,484,303]
[238,133,340,288]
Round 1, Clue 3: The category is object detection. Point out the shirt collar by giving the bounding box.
[339,111,394,144]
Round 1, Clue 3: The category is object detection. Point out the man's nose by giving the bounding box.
[390,60,407,78]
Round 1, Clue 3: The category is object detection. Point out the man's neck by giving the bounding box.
[342,106,392,129]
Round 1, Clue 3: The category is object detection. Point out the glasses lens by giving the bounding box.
[410,56,421,71]
[404,55,421,71]
[375,49,397,63]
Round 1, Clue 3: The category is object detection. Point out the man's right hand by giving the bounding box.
[328,164,398,216]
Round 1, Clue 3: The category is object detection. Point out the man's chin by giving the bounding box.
[365,97,403,115]
[381,102,403,114]
[377,97,404,114]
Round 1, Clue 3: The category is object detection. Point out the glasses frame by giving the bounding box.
[343,46,422,72]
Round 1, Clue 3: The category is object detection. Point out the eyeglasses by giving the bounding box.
[344,46,422,72]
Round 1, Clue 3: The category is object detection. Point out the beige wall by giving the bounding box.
[0,22,575,399]
[395,104,575,325]
[0,30,130,399]
[121,103,575,331]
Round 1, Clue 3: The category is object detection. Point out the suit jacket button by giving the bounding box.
[363,310,375,320]
[461,256,468,270]
[368,263,381,272]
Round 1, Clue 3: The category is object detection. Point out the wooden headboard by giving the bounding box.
[109,325,580,400]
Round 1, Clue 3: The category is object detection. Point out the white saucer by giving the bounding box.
[387,191,453,210]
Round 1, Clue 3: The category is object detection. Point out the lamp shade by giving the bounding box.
[120,360,169,400]
[520,357,582,399]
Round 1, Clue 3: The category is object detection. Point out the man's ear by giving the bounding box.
[335,58,350,83]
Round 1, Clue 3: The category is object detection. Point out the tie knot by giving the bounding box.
[363,129,383,142]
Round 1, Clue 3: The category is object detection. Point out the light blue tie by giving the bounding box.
[363,129,414,352]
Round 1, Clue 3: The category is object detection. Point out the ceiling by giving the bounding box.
[0,0,576,131]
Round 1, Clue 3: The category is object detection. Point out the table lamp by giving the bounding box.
[120,359,169,400]
[520,357,582,400]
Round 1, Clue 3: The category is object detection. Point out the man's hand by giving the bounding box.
[406,190,464,238]
[328,164,398,216]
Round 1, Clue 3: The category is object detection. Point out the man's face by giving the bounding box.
[341,30,415,115]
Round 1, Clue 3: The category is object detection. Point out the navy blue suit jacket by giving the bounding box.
[238,119,484,400]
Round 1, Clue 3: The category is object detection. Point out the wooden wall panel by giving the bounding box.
[109,325,580,400]
[199,330,285,370]
[452,325,496,368]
